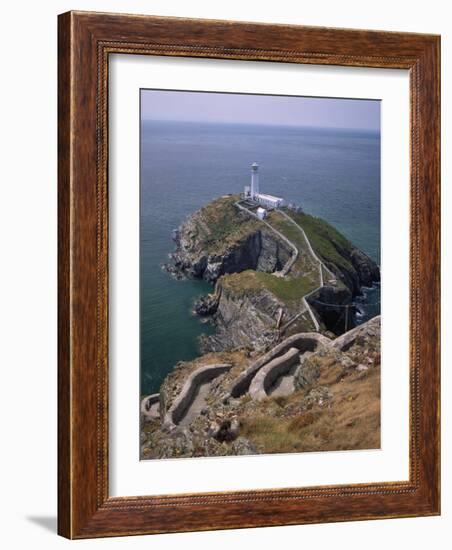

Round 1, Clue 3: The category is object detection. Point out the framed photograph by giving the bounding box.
[58,11,440,538]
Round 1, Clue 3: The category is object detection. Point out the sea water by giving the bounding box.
[141,121,381,394]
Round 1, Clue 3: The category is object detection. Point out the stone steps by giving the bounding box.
[141,317,381,428]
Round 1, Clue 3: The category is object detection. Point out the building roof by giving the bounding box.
[256,193,284,202]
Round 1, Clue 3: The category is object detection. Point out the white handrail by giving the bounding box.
[277,209,336,281]
[235,201,298,276]
[235,201,322,331]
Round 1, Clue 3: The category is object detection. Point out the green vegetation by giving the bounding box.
[267,211,322,280]
[219,270,263,294]
[216,205,329,307]
[195,198,357,311]
[195,195,259,254]
[255,271,314,301]
[220,269,316,304]
[267,215,306,249]
[283,209,354,274]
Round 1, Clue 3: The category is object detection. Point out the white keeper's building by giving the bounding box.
[256,207,267,220]
[244,162,285,209]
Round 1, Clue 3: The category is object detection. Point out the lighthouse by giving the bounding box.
[243,162,285,209]
[250,162,260,199]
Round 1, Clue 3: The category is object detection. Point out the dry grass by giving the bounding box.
[240,364,380,454]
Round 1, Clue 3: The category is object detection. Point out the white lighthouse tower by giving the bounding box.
[250,162,260,199]
[243,162,285,208]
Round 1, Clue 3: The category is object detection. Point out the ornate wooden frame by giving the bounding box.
[58,11,440,538]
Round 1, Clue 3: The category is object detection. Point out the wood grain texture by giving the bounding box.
[57,10,72,539]
[57,11,440,539]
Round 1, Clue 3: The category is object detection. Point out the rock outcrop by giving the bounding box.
[170,215,292,283]
[306,284,354,336]
[142,192,382,460]
[323,245,380,295]
[165,196,380,347]
[350,247,381,288]
[199,283,285,353]
[140,317,381,459]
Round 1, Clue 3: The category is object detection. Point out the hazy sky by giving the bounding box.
[141,89,380,131]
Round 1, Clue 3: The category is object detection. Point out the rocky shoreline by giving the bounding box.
[141,195,381,460]
[141,316,381,459]
[163,195,380,349]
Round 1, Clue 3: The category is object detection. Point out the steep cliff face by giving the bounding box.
[165,195,380,349]
[141,317,381,460]
[350,247,381,288]
[307,285,353,336]
[200,284,284,353]
[169,199,291,283]
[284,210,380,295]
[141,197,382,460]
[320,242,380,295]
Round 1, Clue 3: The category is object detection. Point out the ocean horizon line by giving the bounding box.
[141,118,380,134]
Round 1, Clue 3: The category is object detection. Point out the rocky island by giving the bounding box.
[141,192,381,459]
[167,194,379,347]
